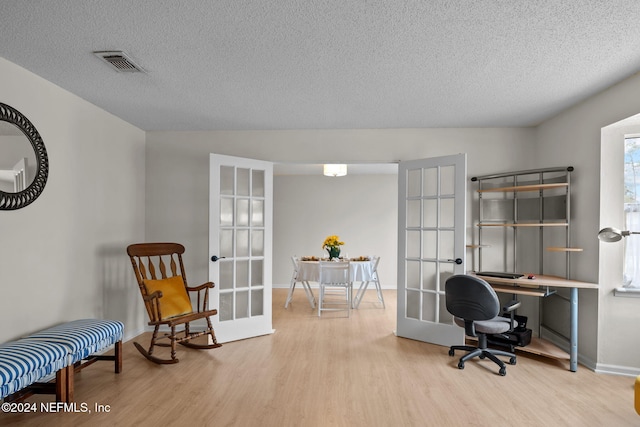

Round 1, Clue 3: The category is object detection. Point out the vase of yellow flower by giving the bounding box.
[322,235,345,260]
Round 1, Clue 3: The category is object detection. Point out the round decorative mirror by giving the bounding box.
[0,103,48,210]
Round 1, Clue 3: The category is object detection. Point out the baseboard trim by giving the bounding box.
[595,363,640,378]
[123,328,146,343]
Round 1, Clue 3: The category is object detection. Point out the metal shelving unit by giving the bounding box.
[472,166,575,276]
[470,166,583,369]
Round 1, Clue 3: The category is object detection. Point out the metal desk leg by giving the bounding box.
[570,287,578,372]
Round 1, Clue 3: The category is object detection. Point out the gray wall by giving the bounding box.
[537,71,640,373]
[0,58,146,343]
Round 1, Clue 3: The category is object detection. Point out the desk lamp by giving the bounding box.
[597,227,640,242]
[598,226,640,415]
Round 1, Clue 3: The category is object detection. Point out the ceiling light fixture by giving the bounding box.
[323,164,347,177]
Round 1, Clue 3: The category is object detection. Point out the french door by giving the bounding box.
[396,154,467,347]
[209,154,273,343]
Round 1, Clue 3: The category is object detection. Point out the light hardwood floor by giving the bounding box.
[2,289,638,426]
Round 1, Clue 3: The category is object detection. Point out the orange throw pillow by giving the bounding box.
[143,275,193,319]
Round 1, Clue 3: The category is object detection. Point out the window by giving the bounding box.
[623,136,640,289]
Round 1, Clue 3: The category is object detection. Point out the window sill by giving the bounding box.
[614,287,640,298]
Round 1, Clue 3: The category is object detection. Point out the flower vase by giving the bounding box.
[327,246,341,260]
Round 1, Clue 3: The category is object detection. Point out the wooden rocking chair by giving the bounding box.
[127,242,222,364]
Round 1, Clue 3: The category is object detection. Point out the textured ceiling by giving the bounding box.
[1,1,640,131]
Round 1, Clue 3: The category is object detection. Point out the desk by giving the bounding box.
[474,273,598,372]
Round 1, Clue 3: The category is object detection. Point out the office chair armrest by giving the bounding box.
[502,300,521,312]
[463,320,477,337]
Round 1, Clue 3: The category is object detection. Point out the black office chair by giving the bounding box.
[445,274,519,376]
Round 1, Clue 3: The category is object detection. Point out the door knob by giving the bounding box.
[210,255,226,262]
[447,258,463,265]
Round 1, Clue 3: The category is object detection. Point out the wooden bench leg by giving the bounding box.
[55,365,68,403]
[66,365,74,403]
[115,340,122,373]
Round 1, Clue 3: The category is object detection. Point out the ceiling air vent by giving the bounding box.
[93,51,145,73]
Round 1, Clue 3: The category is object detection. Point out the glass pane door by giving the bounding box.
[210,154,273,343]
[397,154,466,347]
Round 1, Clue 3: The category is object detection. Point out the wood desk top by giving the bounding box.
[472,273,598,290]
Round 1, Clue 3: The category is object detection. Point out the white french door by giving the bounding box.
[209,154,273,343]
[396,154,467,347]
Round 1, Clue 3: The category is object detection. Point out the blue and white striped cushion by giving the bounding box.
[23,319,124,364]
[0,340,68,399]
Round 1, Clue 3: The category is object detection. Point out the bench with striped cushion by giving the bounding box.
[22,319,124,402]
[24,319,124,364]
[0,340,69,401]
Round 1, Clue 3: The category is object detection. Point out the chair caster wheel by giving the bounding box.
[479,354,486,359]
[510,357,517,365]
[458,361,465,370]
[499,367,507,376]
[448,349,455,356]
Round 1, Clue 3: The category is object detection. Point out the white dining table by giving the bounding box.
[296,260,376,309]
[297,260,375,283]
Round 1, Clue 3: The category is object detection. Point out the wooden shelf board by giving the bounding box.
[477,222,569,227]
[474,273,598,289]
[478,183,569,193]
[546,247,583,252]
[466,337,569,361]
[515,337,570,360]
[490,283,548,297]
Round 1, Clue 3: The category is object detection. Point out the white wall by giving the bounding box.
[0,58,146,343]
[536,71,640,373]
[598,117,640,375]
[273,173,397,287]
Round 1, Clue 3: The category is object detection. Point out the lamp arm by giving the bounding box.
[598,227,640,242]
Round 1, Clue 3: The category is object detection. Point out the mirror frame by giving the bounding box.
[0,103,48,210]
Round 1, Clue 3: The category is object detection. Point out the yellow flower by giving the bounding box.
[322,235,345,249]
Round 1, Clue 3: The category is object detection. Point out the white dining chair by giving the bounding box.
[318,261,352,317]
[353,256,385,309]
[284,256,316,308]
